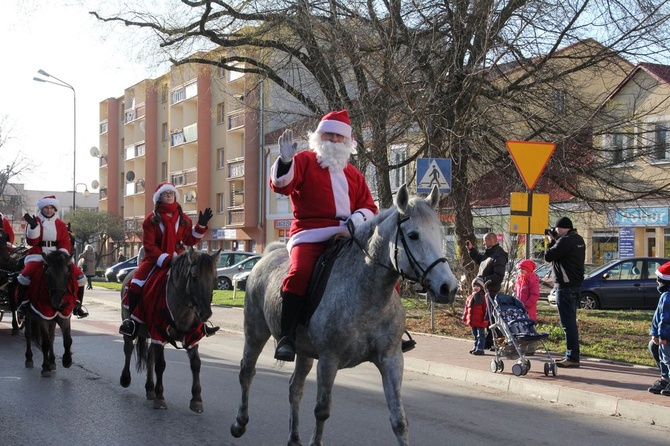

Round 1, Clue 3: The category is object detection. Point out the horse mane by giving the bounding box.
[44,250,71,267]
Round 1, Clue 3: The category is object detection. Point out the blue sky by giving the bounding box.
[0,1,161,192]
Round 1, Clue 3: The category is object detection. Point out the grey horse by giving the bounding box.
[231,184,458,446]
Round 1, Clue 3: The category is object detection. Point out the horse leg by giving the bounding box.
[24,319,33,368]
[120,335,134,388]
[187,345,203,413]
[41,322,54,377]
[145,338,156,400]
[288,355,314,446]
[376,355,409,446]
[309,358,339,446]
[152,344,167,409]
[230,324,271,438]
[47,322,57,371]
[60,317,73,368]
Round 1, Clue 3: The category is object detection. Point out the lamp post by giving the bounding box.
[33,69,76,213]
[74,183,91,209]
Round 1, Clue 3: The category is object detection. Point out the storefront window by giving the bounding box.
[664,228,670,258]
[592,231,618,265]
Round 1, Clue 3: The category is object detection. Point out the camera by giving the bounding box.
[544,228,557,238]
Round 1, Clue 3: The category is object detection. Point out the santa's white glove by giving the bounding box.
[279,129,297,163]
[346,212,366,229]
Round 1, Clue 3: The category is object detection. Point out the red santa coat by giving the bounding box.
[129,212,206,292]
[17,262,85,319]
[24,214,71,264]
[270,150,377,252]
[0,214,15,246]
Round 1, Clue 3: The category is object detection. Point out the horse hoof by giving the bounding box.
[190,401,203,413]
[120,375,131,388]
[146,391,156,400]
[63,355,72,368]
[230,423,246,438]
[41,370,52,377]
[49,363,57,371]
[25,360,34,369]
[153,399,168,410]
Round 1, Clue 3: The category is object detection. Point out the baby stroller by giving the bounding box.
[485,292,557,377]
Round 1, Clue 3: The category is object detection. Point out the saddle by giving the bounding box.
[298,235,350,326]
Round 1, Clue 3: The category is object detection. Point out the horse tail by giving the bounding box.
[135,337,149,372]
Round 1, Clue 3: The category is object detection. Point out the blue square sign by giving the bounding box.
[417,158,451,193]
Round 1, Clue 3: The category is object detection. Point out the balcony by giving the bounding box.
[228,158,244,178]
[124,143,146,160]
[125,180,146,196]
[99,188,108,200]
[171,122,198,147]
[98,155,108,168]
[227,111,244,132]
[124,104,146,124]
[99,120,108,134]
[228,209,245,226]
[171,168,197,186]
[123,217,143,232]
[170,82,197,106]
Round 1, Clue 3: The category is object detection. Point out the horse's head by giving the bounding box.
[391,184,459,304]
[42,251,72,311]
[171,247,221,323]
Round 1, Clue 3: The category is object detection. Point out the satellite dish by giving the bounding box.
[126,171,135,181]
[90,146,100,157]
[91,180,100,189]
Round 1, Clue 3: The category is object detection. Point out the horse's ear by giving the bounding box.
[211,249,222,264]
[396,183,409,213]
[187,246,198,262]
[426,185,440,209]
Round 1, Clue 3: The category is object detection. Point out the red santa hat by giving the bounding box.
[656,261,670,282]
[152,182,179,204]
[37,195,60,211]
[315,110,352,138]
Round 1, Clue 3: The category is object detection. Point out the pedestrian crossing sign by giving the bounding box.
[417,158,451,193]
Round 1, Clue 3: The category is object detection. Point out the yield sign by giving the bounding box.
[506,140,556,190]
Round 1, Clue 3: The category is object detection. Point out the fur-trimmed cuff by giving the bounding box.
[270,157,295,188]
[157,253,170,267]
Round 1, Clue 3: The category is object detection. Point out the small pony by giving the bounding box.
[120,247,220,412]
[231,184,458,446]
[23,250,76,377]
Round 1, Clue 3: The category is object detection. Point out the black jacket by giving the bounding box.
[468,244,508,294]
[544,229,586,288]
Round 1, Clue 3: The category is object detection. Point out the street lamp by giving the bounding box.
[33,69,76,212]
[75,183,91,201]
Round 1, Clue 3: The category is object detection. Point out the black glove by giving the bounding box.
[198,207,213,226]
[24,213,38,229]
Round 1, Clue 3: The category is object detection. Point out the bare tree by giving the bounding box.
[0,115,34,217]
[91,1,670,267]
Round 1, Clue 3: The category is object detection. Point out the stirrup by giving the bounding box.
[119,319,137,338]
[204,323,220,337]
[74,304,89,319]
[274,336,296,362]
[401,331,416,353]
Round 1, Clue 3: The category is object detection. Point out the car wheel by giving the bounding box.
[579,293,599,310]
[217,277,233,291]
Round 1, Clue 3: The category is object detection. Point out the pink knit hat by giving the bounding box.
[518,259,536,273]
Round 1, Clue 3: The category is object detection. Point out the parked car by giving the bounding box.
[116,266,138,283]
[548,257,670,309]
[217,255,261,290]
[216,251,257,269]
[233,271,251,291]
[105,256,139,282]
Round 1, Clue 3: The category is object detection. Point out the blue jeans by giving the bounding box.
[556,286,580,362]
[659,343,670,381]
[472,327,486,351]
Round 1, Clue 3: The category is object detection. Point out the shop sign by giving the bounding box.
[618,227,635,258]
[275,219,292,229]
[610,207,668,226]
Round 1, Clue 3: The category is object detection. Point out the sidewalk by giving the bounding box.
[87,288,670,428]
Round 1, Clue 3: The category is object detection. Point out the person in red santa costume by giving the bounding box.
[16,195,88,318]
[0,212,15,249]
[118,182,218,338]
[270,109,383,361]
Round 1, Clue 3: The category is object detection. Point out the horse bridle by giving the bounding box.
[348,212,447,291]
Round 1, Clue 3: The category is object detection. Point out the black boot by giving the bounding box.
[274,291,303,362]
[119,290,141,338]
[16,283,29,319]
[401,330,416,353]
[204,323,220,337]
[74,287,89,318]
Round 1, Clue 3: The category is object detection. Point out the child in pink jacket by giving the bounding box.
[514,259,540,321]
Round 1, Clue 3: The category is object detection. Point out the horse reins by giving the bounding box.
[347,212,447,291]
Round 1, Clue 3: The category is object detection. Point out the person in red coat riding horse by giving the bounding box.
[16,195,88,318]
[118,182,217,338]
[0,212,15,248]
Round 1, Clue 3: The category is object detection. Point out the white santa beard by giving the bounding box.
[313,140,351,171]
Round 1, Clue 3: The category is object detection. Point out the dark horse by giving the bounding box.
[0,229,27,334]
[23,250,74,377]
[120,247,220,412]
[231,184,459,446]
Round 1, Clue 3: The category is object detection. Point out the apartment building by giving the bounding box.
[97,55,264,257]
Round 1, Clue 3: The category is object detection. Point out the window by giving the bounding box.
[612,133,633,164]
[161,123,168,142]
[654,123,669,161]
[389,144,407,191]
[217,103,225,124]
[553,89,566,116]
[161,162,168,182]
[161,84,169,103]
[216,193,225,213]
[217,148,225,169]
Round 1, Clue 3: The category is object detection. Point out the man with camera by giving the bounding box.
[544,217,586,368]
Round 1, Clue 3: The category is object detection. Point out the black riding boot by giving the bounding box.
[274,291,303,362]
[74,286,89,318]
[401,330,416,353]
[119,290,141,338]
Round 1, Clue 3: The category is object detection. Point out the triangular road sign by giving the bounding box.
[506,140,556,190]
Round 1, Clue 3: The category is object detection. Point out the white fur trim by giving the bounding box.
[37,196,59,211]
[270,157,295,187]
[286,223,349,252]
[316,120,351,138]
[157,253,170,267]
[330,170,350,219]
[153,184,180,203]
[656,270,670,281]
